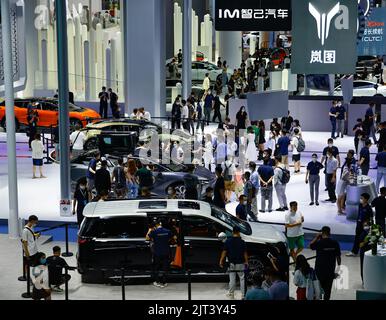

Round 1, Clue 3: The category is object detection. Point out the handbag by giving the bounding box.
[306,269,322,300]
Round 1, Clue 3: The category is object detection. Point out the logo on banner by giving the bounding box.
[309,2,341,45]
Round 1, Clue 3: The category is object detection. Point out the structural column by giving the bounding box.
[182,0,192,100]
[122,0,166,117]
[218,31,242,71]
[55,0,71,203]
[1,0,19,239]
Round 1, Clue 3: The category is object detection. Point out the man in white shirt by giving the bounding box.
[181,100,189,131]
[291,128,302,174]
[285,201,304,262]
[171,141,184,164]
[139,107,152,121]
[31,252,51,300]
[202,73,210,93]
[70,124,86,158]
[22,215,40,276]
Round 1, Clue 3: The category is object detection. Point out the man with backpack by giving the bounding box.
[184,165,199,200]
[243,171,258,222]
[274,156,289,212]
[291,128,305,174]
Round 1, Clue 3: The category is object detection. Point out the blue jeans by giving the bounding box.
[127,182,139,199]
[330,120,336,138]
[376,167,386,191]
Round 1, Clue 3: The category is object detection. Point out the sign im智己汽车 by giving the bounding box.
[215,0,292,31]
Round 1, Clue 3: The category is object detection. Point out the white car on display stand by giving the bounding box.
[308,80,386,97]
[166,60,233,83]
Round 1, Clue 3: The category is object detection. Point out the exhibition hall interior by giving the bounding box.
[1,0,386,303]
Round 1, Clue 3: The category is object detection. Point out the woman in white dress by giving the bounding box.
[203,134,214,171]
[246,127,258,163]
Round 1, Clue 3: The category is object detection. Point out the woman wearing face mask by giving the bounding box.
[73,177,89,225]
[31,252,51,301]
[336,150,356,214]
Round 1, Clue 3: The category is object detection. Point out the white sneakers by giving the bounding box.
[153,282,167,288]
[226,292,235,300]
[345,252,358,257]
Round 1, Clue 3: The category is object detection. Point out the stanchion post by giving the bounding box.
[121,268,126,301]
[64,266,69,301]
[187,269,192,301]
[18,248,26,281]
[62,224,74,257]
[21,261,32,299]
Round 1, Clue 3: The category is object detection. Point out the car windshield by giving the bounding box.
[211,206,252,236]
[163,163,187,172]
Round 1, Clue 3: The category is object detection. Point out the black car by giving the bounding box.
[77,199,289,284]
[70,153,215,198]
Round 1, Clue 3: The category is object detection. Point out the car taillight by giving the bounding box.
[78,237,90,245]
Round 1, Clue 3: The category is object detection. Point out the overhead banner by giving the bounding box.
[357,8,386,56]
[291,0,357,74]
[215,0,292,31]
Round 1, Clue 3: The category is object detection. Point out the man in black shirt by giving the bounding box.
[378,121,386,153]
[177,49,182,64]
[371,187,386,236]
[213,166,226,209]
[184,165,199,200]
[310,226,341,301]
[108,88,120,118]
[147,220,175,288]
[98,86,109,118]
[347,193,373,256]
[219,226,248,300]
[212,92,225,123]
[94,160,111,196]
[353,118,363,154]
[46,246,71,292]
[359,139,372,176]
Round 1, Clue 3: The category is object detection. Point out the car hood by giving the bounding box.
[244,222,288,245]
[194,166,215,181]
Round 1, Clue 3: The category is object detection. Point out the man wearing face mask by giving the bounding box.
[305,154,324,206]
[329,101,338,139]
[212,91,225,123]
[321,139,341,191]
[203,90,214,125]
[22,215,41,278]
[324,149,338,203]
[336,101,347,139]
[171,96,182,130]
[31,252,51,300]
[346,193,373,257]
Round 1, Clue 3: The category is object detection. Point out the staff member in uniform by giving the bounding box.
[309,226,341,301]
[346,193,374,257]
[147,220,175,289]
[219,226,249,300]
[305,154,324,206]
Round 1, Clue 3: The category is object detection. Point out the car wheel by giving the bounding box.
[1,117,20,132]
[247,256,265,281]
[173,184,186,199]
[84,138,98,151]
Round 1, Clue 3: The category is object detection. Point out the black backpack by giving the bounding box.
[279,167,291,184]
[223,162,232,181]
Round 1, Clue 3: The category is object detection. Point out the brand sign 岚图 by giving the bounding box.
[291,0,357,74]
[215,0,292,31]
[357,7,386,56]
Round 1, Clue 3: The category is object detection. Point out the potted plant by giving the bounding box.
[364,224,382,256]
